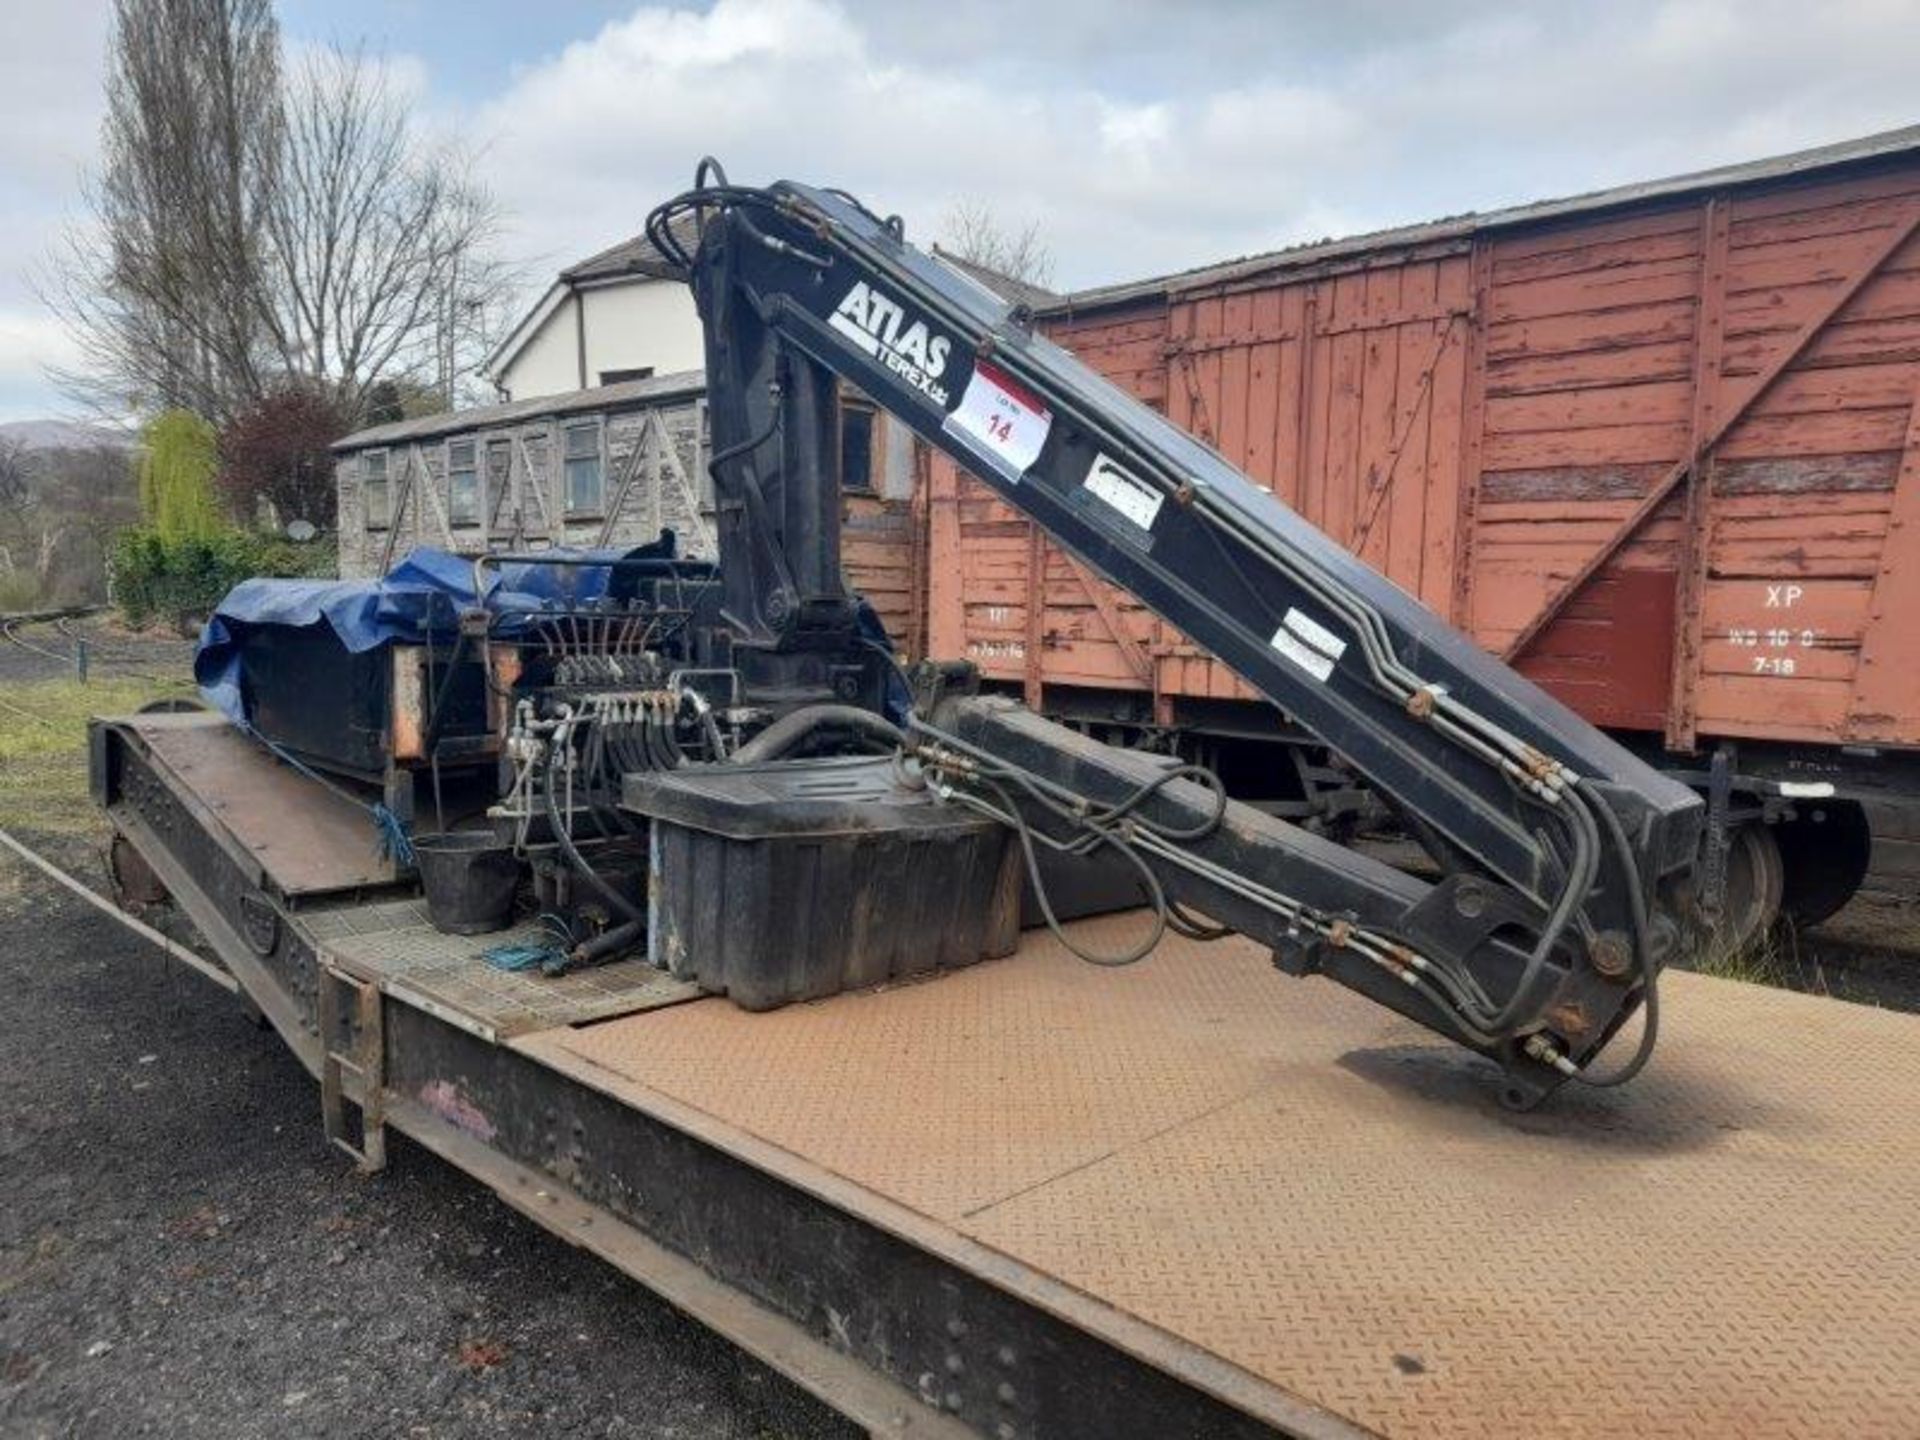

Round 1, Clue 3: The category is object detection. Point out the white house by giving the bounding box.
[485,222,706,402]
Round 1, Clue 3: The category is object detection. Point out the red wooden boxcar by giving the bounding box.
[920,127,1920,937]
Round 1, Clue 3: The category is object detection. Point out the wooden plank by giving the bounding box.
[1023,524,1045,709]
[1669,195,1731,749]
[1323,273,1367,544]
[1715,453,1901,494]
[1730,188,1920,248]
[925,453,965,658]
[1482,420,1690,470]
[1301,287,1331,531]
[1487,301,1696,362]
[1388,266,1439,588]
[1699,577,1873,636]
[1218,289,1255,472]
[1418,257,1471,615]
[1242,285,1285,492]
[1725,232,1911,294]
[1846,386,1920,742]
[1489,254,1701,325]
[1454,241,1492,629]
[1491,226,1700,285]
[1485,377,1695,434]
[1502,200,1920,660]
[1480,463,1670,502]
[1353,270,1403,568]
[1694,673,1855,738]
[1485,338,1696,397]
[1493,204,1701,261]
[1716,405,1913,459]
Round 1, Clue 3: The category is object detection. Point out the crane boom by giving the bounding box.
[646,168,1703,1105]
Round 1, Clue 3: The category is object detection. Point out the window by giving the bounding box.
[363,450,390,529]
[486,440,513,529]
[563,421,604,514]
[840,404,876,494]
[447,439,479,526]
[599,367,655,386]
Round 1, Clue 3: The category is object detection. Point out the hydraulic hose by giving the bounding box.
[545,729,643,924]
[730,704,905,764]
[571,918,645,967]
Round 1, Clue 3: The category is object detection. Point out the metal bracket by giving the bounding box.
[1700,744,1735,928]
[319,965,388,1174]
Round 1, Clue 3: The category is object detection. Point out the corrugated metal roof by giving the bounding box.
[1046,123,1920,314]
[334,370,706,452]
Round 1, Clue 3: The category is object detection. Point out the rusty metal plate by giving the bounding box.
[305,897,700,1040]
[535,917,1920,1439]
[124,713,397,896]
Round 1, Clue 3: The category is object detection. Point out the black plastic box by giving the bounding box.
[623,757,1020,1010]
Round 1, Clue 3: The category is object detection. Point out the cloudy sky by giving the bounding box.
[5,0,1920,421]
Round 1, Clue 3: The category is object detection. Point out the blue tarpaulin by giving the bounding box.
[194,547,633,725]
[194,545,909,727]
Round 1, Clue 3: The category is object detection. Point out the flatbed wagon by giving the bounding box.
[91,709,1920,1439]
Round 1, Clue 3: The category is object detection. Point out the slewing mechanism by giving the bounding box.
[644,162,1703,1108]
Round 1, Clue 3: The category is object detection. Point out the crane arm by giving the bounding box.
[648,169,1702,1105]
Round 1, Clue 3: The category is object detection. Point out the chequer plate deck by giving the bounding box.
[519,916,1920,1439]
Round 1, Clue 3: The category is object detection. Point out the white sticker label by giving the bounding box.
[1082,453,1164,531]
[1282,607,1347,662]
[1777,780,1835,798]
[1269,626,1335,682]
[942,361,1052,479]
[1270,606,1346,683]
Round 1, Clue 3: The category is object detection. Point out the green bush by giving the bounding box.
[111,528,337,631]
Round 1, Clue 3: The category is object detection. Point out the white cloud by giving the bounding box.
[0,308,84,385]
[461,0,1920,299]
[8,0,1920,422]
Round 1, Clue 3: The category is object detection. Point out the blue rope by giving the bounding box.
[233,717,415,867]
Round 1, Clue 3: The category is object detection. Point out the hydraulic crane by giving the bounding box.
[634,163,1704,1108]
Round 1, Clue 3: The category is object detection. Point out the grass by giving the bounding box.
[1687,917,1841,1000]
[0,675,196,836]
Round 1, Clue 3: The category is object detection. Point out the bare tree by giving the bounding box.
[48,0,282,421]
[259,47,517,417]
[0,439,137,605]
[939,198,1056,289]
[48,6,514,426]
[0,437,31,523]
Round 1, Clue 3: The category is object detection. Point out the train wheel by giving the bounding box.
[1774,800,1872,928]
[1714,821,1784,955]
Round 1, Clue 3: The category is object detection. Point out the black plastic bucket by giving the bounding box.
[412,831,520,935]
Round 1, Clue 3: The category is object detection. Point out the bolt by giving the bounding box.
[1588,930,1634,981]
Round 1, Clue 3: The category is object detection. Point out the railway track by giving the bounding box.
[0,611,88,667]
[1,607,185,686]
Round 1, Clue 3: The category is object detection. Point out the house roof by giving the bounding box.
[335,369,707,452]
[561,213,702,284]
[1041,122,1920,315]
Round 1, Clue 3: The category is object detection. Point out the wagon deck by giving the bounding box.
[90,709,1920,1438]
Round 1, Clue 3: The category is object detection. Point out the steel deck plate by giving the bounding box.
[126,713,398,895]
[524,918,1920,1439]
[308,898,700,1039]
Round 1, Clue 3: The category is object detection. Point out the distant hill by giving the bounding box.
[0,419,136,452]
